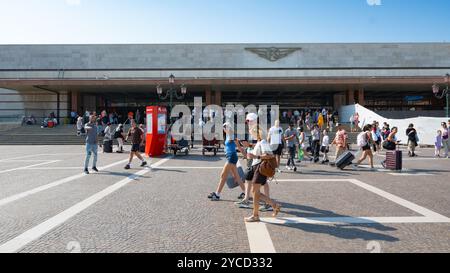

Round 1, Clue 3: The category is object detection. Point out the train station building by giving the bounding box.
[0,43,449,123]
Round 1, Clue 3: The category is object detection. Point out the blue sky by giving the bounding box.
[0,0,449,44]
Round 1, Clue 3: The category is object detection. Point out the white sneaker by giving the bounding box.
[286,166,291,171]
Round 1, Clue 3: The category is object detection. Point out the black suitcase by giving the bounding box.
[335,151,355,170]
[385,150,402,170]
[103,140,113,153]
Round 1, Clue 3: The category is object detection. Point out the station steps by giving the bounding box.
[0,124,360,146]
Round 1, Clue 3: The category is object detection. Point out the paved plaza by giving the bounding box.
[0,145,449,253]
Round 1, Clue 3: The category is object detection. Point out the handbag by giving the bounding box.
[298,148,304,161]
[259,157,277,178]
[382,141,396,151]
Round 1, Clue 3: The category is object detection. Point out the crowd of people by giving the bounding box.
[80,111,148,174]
[280,108,339,132]
[75,106,450,223]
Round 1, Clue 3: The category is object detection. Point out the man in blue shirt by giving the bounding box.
[84,115,99,174]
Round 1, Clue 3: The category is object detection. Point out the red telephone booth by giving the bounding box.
[145,106,167,157]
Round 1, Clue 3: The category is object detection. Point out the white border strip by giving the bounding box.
[348,179,449,220]
[0,153,84,163]
[245,222,276,253]
[0,157,171,253]
[0,159,129,207]
[0,161,60,174]
[245,178,450,253]
[261,216,450,225]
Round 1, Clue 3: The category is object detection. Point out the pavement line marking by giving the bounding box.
[245,222,276,253]
[0,161,60,175]
[25,166,224,170]
[0,153,84,163]
[0,159,129,207]
[388,172,434,176]
[348,179,449,220]
[0,157,171,253]
[0,160,56,162]
[273,179,450,221]
[276,179,353,182]
[24,167,89,170]
[154,166,223,169]
[261,216,450,225]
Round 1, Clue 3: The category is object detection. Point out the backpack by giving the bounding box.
[259,157,277,178]
[114,129,122,139]
[357,132,368,147]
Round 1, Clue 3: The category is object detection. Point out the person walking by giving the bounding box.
[114,124,125,153]
[76,116,84,136]
[435,130,443,158]
[311,124,321,163]
[372,121,382,153]
[84,115,99,174]
[208,122,245,201]
[103,122,113,153]
[297,126,311,163]
[354,124,375,169]
[284,123,298,172]
[244,128,281,223]
[406,124,418,157]
[236,114,273,211]
[124,119,148,170]
[381,127,400,168]
[441,122,449,158]
[321,129,330,164]
[332,123,348,161]
[268,120,284,173]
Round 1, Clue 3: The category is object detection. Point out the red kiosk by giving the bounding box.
[145,106,167,157]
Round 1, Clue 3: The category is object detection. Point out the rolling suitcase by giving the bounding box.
[103,140,113,153]
[385,150,402,170]
[335,151,355,170]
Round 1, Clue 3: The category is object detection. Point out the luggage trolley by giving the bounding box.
[168,137,190,156]
[202,136,220,156]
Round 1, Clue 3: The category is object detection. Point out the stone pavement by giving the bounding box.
[0,145,449,253]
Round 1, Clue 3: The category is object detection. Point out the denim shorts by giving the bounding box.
[226,153,238,165]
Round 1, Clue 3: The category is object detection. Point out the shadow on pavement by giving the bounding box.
[169,154,223,162]
[272,202,399,242]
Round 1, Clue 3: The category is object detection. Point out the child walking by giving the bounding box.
[321,129,330,164]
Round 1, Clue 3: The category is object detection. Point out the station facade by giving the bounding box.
[0,43,449,123]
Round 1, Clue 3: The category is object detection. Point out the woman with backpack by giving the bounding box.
[406,124,418,157]
[244,128,281,223]
[114,124,125,153]
[354,124,374,169]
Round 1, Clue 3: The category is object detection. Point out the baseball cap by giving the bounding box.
[223,122,232,128]
[246,113,258,122]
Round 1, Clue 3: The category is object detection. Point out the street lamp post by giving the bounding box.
[156,74,187,112]
[432,73,449,118]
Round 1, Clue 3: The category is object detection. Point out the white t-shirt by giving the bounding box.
[252,140,272,166]
[268,126,283,145]
[322,135,330,147]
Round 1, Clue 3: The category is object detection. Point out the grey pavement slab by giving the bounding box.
[0,145,448,253]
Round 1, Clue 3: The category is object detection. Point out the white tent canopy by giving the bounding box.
[339,104,447,146]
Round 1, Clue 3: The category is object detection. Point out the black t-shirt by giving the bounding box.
[406,128,417,142]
